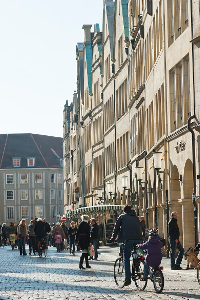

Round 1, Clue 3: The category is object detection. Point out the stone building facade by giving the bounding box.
[63,0,200,249]
[0,134,63,225]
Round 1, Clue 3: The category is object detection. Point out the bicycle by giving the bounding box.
[114,243,164,293]
[37,237,47,257]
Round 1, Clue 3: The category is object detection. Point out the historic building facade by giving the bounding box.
[0,134,63,225]
[63,0,200,249]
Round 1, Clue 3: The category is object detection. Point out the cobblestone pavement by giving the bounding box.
[0,245,199,300]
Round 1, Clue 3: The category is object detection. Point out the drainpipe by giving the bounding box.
[127,160,132,203]
[188,115,198,245]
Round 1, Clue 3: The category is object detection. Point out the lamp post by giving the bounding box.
[152,151,163,229]
[107,181,116,204]
[135,162,143,216]
[97,189,104,205]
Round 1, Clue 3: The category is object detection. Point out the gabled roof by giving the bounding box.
[121,0,129,39]
[0,133,63,169]
[85,43,93,94]
[106,0,115,59]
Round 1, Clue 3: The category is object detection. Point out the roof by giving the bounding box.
[0,133,63,169]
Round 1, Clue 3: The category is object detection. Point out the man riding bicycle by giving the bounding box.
[110,205,143,287]
[34,218,50,251]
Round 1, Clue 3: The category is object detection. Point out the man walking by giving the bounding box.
[169,211,184,270]
[90,218,99,260]
[110,205,142,287]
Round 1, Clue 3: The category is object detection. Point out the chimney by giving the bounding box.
[82,25,92,43]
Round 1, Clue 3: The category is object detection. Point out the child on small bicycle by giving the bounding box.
[138,228,163,279]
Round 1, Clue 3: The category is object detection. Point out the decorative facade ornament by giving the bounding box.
[175,141,186,153]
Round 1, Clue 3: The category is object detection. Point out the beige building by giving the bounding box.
[63,0,200,249]
[0,134,63,225]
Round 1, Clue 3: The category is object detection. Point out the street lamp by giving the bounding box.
[97,189,104,204]
[135,161,144,216]
[107,181,116,204]
[152,150,163,229]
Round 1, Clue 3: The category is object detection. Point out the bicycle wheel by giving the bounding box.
[114,257,124,286]
[132,259,147,291]
[197,263,200,284]
[153,270,164,293]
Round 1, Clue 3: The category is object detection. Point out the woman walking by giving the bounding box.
[76,215,91,269]
[8,222,16,250]
[28,220,37,255]
[17,219,28,255]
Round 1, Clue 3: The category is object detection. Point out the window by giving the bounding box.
[58,174,62,184]
[59,190,62,200]
[21,206,29,219]
[35,173,42,183]
[51,189,55,199]
[59,205,63,216]
[51,205,56,218]
[35,190,43,200]
[7,207,14,219]
[51,173,55,183]
[21,190,28,200]
[6,174,14,184]
[7,191,14,200]
[35,206,43,218]
[20,174,28,184]
[13,158,21,167]
[27,158,35,167]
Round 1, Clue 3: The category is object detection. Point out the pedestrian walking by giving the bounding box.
[54,231,62,252]
[68,221,77,255]
[90,218,99,260]
[28,220,37,255]
[7,222,17,250]
[2,223,9,247]
[17,219,28,255]
[52,222,65,250]
[76,215,91,269]
[169,211,184,270]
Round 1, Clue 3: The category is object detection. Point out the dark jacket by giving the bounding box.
[68,226,77,241]
[90,223,98,240]
[111,210,143,241]
[169,218,180,240]
[76,221,90,250]
[138,236,163,268]
[34,221,48,238]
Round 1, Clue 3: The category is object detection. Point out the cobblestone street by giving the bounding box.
[0,245,199,300]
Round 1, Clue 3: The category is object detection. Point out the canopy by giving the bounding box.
[66,204,124,218]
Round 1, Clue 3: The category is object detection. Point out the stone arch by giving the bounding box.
[183,159,193,199]
[170,164,183,243]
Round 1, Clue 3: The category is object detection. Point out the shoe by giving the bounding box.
[79,266,85,269]
[86,265,91,268]
[172,265,182,270]
[122,279,131,287]
[93,258,97,260]
[23,253,27,256]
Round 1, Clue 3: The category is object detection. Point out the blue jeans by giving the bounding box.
[19,237,26,255]
[170,238,184,268]
[70,238,75,253]
[143,262,149,278]
[124,239,142,281]
[91,239,98,259]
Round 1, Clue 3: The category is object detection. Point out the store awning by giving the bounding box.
[66,205,124,218]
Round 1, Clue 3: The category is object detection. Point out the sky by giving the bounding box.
[0,0,103,138]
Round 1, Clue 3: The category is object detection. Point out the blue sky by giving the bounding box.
[0,0,103,137]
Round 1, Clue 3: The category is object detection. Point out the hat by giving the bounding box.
[56,231,59,234]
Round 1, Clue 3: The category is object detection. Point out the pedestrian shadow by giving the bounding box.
[164,291,200,299]
[0,275,133,295]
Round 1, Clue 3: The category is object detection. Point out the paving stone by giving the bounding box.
[0,245,199,299]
